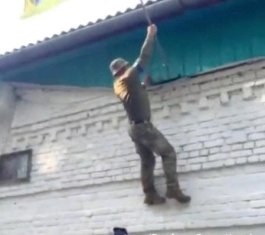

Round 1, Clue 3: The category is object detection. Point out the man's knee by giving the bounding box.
[140,154,155,168]
[158,142,176,159]
[135,144,155,167]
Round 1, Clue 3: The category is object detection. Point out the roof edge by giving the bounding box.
[0,0,222,72]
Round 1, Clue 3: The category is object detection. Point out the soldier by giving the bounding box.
[109,24,191,205]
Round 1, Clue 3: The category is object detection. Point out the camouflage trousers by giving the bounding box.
[128,122,179,194]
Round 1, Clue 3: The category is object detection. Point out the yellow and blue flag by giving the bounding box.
[23,0,66,18]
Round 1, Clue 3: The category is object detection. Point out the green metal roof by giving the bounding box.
[1,0,265,87]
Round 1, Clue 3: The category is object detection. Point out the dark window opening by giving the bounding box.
[0,150,32,184]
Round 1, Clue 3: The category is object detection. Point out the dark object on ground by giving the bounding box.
[113,227,128,235]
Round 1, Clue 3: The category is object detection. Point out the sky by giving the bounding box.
[0,0,145,54]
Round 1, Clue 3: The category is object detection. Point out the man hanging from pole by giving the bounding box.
[109,24,191,205]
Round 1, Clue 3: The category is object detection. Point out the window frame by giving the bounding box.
[0,149,32,185]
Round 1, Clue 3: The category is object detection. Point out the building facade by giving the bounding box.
[1,60,265,234]
[1,0,265,234]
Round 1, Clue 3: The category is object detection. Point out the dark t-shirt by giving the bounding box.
[113,64,151,122]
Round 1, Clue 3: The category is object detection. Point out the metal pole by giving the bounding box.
[139,0,170,79]
[139,0,152,25]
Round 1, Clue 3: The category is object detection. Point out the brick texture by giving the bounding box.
[2,61,265,234]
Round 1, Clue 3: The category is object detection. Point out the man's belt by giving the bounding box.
[130,119,150,125]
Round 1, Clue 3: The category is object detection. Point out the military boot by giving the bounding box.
[144,192,166,205]
[166,186,191,204]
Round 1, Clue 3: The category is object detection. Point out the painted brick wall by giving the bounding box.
[1,60,265,235]
[0,82,16,154]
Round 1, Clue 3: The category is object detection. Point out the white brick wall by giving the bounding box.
[1,60,265,235]
[0,82,16,154]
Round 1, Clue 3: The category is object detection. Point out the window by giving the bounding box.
[0,150,32,184]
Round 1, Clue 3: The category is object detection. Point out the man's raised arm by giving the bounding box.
[134,24,157,72]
